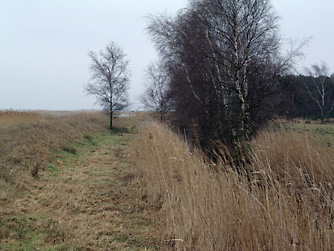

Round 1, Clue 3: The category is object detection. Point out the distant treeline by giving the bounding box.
[276,74,334,120]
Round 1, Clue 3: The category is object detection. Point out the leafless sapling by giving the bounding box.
[85,42,130,129]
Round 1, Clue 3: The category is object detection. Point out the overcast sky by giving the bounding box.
[0,0,333,111]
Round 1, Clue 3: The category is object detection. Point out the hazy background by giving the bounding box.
[0,0,333,110]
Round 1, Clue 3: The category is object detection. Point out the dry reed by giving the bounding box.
[131,121,334,250]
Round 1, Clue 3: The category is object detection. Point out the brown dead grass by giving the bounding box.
[0,113,161,250]
[131,121,334,250]
[0,110,42,128]
[0,111,109,200]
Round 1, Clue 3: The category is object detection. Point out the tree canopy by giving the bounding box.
[146,0,303,153]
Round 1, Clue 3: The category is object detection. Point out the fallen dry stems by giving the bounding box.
[131,121,334,250]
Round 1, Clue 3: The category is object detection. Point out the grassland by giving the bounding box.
[2,111,334,250]
[0,111,41,128]
[279,119,334,146]
[0,111,160,250]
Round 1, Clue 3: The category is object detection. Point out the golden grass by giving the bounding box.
[1,112,162,249]
[0,110,42,128]
[131,121,334,250]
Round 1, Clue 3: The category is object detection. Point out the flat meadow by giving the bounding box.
[281,118,334,146]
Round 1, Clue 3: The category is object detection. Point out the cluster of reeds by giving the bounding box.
[131,121,334,250]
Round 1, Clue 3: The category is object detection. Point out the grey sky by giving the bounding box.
[0,0,333,111]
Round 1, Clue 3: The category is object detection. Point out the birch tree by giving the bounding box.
[147,0,299,150]
[304,62,334,122]
[85,42,130,129]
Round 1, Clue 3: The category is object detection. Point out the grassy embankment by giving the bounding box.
[131,120,334,250]
[0,111,160,250]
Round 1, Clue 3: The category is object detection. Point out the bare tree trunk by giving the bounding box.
[110,104,113,130]
[205,29,233,136]
[232,11,247,140]
[242,57,250,138]
[110,84,113,129]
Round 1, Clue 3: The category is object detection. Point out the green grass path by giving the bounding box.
[1,129,160,250]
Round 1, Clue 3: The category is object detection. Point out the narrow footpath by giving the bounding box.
[1,130,160,250]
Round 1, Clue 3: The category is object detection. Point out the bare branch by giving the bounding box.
[85,42,130,129]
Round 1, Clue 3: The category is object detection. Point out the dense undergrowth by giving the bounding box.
[131,121,334,250]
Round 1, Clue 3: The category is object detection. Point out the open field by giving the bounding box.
[0,110,111,128]
[279,119,334,146]
[2,112,334,250]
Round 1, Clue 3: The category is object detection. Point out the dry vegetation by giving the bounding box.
[0,110,42,128]
[1,111,161,250]
[131,121,334,250]
[0,111,108,199]
[2,110,334,250]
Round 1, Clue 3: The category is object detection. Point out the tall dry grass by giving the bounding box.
[131,121,334,250]
[0,110,42,128]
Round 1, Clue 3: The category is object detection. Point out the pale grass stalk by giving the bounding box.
[131,121,334,250]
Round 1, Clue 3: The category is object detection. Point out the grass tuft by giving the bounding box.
[83,133,93,141]
[61,145,77,155]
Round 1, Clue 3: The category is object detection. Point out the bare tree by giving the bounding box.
[147,0,304,151]
[140,61,172,121]
[85,42,130,129]
[304,62,334,122]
